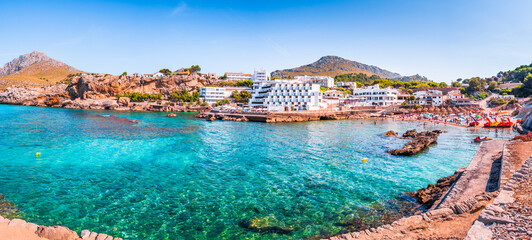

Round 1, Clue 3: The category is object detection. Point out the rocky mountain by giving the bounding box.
[0,51,82,87]
[271,56,402,79]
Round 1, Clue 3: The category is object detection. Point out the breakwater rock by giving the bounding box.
[387,130,442,156]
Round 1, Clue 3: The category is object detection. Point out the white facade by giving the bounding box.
[447,90,464,100]
[200,87,226,103]
[143,72,164,77]
[413,90,443,105]
[294,75,334,88]
[225,72,252,81]
[248,79,324,111]
[337,82,357,88]
[351,84,401,106]
[252,70,269,82]
[200,87,250,104]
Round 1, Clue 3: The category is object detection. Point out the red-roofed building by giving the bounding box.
[225,72,252,81]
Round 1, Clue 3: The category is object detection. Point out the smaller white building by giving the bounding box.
[199,87,250,104]
[144,72,164,78]
[413,90,443,105]
[351,84,401,106]
[337,82,357,88]
[493,94,516,100]
[225,72,252,81]
[447,90,464,100]
[252,70,269,82]
[294,75,334,88]
[451,98,476,106]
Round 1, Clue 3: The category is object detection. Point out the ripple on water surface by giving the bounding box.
[0,105,516,239]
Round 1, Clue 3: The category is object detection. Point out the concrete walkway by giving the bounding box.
[434,140,506,209]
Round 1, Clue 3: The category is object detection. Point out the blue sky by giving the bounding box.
[0,0,531,82]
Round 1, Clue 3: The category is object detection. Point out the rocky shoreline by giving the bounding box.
[0,215,123,240]
[324,139,532,240]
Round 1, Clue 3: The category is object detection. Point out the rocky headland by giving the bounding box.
[0,72,214,112]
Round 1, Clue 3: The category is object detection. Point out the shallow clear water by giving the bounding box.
[0,104,516,239]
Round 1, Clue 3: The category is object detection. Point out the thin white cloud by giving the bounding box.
[170,2,188,16]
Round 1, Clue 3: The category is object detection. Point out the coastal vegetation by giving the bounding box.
[216,98,230,106]
[219,80,253,87]
[335,72,446,89]
[452,63,532,98]
[159,68,172,76]
[116,93,162,102]
[168,89,200,102]
[230,90,252,103]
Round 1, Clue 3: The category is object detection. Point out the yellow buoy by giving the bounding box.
[362,158,368,162]
[35,152,41,157]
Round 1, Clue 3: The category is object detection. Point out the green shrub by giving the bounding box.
[116,93,162,102]
[169,89,200,102]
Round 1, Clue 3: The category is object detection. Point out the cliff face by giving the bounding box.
[65,73,211,99]
[271,56,402,79]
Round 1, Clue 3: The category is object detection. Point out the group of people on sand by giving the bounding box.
[383,107,517,128]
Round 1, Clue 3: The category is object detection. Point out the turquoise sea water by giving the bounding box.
[0,104,516,239]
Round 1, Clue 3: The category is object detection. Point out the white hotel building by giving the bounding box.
[248,79,325,111]
[199,87,249,104]
[351,84,401,106]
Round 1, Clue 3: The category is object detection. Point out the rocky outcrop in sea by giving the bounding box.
[387,130,442,156]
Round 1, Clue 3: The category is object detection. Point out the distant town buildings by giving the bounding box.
[337,82,357,89]
[451,98,476,106]
[252,70,269,82]
[248,79,324,111]
[207,73,217,79]
[225,72,252,81]
[498,82,522,90]
[295,75,334,88]
[144,72,164,77]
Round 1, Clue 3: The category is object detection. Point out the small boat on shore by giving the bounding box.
[469,121,479,127]
[472,137,492,143]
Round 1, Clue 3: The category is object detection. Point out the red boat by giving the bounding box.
[469,121,479,127]
[472,137,492,143]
